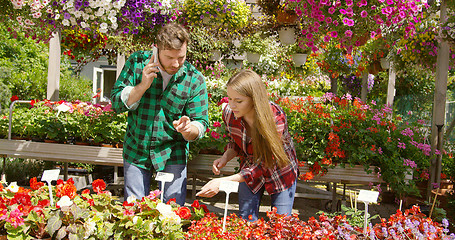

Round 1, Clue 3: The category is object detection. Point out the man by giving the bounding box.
[111,23,209,206]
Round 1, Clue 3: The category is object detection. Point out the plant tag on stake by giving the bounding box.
[41,169,60,206]
[155,172,174,202]
[357,190,379,235]
[219,180,239,232]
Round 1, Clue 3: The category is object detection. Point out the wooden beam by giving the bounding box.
[386,62,396,106]
[47,30,61,101]
[428,0,450,198]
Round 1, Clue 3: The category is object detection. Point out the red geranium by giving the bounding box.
[175,206,192,219]
[10,95,18,102]
[92,179,106,193]
[29,177,45,190]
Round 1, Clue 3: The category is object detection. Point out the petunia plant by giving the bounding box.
[283,0,430,54]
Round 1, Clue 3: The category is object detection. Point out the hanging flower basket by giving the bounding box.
[209,50,222,62]
[292,53,308,66]
[278,27,296,45]
[276,9,298,25]
[246,52,260,63]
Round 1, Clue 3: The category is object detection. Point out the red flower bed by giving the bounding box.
[185,206,454,239]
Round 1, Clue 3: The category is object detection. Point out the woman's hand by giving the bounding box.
[196,178,221,198]
[212,157,228,175]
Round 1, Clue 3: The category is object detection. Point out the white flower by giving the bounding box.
[7,182,19,193]
[80,21,88,28]
[132,216,138,224]
[84,218,96,238]
[57,196,73,207]
[32,11,42,18]
[62,19,70,26]
[99,22,108,33]
[74,11,82,18]
[156,203,181,225]
[126,195,136,204]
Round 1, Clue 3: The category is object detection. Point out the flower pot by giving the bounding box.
[368,61,382,75]
[278,27,296,45]
[276,10,298,25]
[246,52,260,63]
[209,50,222,62]
[292,53,308,66]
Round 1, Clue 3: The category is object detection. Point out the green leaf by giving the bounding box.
[46,214,62,235]
[56,226,67,240]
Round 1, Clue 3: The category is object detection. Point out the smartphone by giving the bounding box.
[152,46,160,71]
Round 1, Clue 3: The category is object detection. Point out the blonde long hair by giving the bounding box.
[227,69,289,168]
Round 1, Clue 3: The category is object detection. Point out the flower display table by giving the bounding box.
[188,154,383,211]
[0,139,124,185]
[0,139,123,166]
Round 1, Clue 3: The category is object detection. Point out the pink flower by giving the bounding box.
[344,30,353,38]
[211,131,220,139]
[218,97,228,106]
[342,18,354,26]
[213,121,221,128]
[361,10,368,18]
[330,31,338,38]
[6,209,24,228]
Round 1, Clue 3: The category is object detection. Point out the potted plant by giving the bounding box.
[183,0,251,31]
[289,42,309,66]
[239,32,269,63]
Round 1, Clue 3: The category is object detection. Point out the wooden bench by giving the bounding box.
[0,139,124,185]
[188,154,383,211]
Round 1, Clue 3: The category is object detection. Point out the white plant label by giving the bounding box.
[155,172,174,202]
[219,180,239,233]
[41,169,60,207]
[41,169,60,183]
[357,190,379,204]
[155,172,174,182]
[219,180,239,194]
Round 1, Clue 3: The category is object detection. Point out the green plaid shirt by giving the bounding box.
[111,50,209,171]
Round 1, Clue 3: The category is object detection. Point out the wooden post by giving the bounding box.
[47,30,61,101]
[116,52,125,79]
[361,72,368,102]
[386,62,396,106]
[330,76,337,96]
[427,0,450,199]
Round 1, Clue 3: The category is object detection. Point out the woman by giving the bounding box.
[196,69,299,221]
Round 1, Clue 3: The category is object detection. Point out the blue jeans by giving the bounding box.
[123,161,187,206]
[238,181,296,221]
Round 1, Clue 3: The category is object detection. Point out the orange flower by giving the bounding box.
[30,177,44,190]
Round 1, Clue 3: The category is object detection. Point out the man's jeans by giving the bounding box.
[238,180,296,221]
[123,161,187,206]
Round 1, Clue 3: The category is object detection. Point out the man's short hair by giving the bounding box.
[156,23,190,50]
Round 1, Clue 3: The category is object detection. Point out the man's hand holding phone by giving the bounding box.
[140,49,160,89]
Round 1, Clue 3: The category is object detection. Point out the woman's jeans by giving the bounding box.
[123,161,187,206]
[238,180,296,221]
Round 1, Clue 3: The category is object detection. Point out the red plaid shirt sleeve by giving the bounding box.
[223,101,299,195]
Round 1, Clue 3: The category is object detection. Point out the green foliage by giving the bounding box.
[187,26,232,70]
[276,94,432,196]
[239,32,271,54]
[317,205,380,228]
[59,73,92,102]
[0,158,51,185]
[0,81,11,115]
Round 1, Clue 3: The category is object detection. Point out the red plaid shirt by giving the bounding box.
[223,101,299,195]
